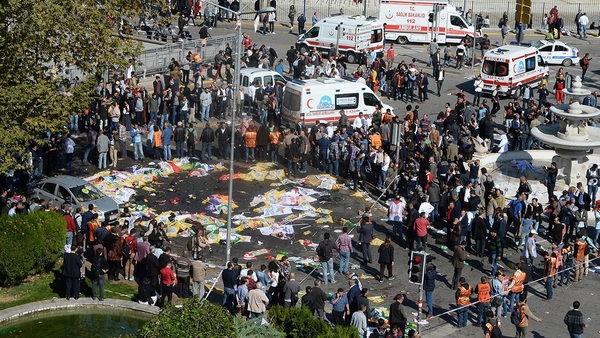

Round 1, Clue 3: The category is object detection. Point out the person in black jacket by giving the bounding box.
[256,123,270,161]
[357,214,374,265]
[200,122,215,161]
[389,293,408,333]
[424,263,437,319]
[377,237,395,282]
[310,280,328,320]
[564,300,587,336]
[91,248,109,300]
[316,233,336,284]
[143,247,161,293]
[63,245,83,300]
[472,211,488,258]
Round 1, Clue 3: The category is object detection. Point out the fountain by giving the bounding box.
[531,76,600,184]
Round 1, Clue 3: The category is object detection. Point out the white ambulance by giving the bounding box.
[380,0,479,44]
[480,46,549,97]
[281,77,394,126]
[296,15,385,64]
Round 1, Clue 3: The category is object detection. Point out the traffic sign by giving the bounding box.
[356,25,371,35]
[355,33,371,43]
[355,41,369,50]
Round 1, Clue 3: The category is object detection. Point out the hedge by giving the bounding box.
[268,306,360,338]
[0,211,66,286]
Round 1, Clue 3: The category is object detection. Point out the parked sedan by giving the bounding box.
[29,176,120,223]
[531,39,580,66]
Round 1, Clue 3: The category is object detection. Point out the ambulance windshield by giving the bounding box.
[482,60,509,77]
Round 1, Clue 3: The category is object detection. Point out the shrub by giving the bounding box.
[0,211,65,286]
[234,316,286,338]
[135,298,238,338]
[267,306,358,338]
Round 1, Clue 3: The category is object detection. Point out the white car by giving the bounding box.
[531,39,580,66]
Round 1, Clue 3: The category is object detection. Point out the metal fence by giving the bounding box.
[453,0,598,32]
[261,0,600,32]
[249,0,380,22]
[138,33,237,77]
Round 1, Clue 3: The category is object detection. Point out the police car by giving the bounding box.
[531,39,580,66]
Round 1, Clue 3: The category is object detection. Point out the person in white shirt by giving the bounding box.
[352,112,365,130]
[578,13,589,39]
[378,151,391,189]
[239,262,259,282]
[473,75,484,106]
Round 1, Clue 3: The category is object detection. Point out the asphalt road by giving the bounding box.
[107,20,600,337]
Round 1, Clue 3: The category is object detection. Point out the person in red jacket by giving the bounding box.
[64,207,77,248]
[159,262,177,306]
[413,212,430,251]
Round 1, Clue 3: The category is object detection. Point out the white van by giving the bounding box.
[480,46,549,97]
[281,77,394,126]
[296,15,385,64]
[239,68,287,96]
[380,0,479,44]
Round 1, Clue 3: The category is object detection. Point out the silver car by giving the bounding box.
[30,176,120,223]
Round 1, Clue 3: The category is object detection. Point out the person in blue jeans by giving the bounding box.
[423,264,437,319]
[542,251,555,300]
[455,277,472,328]
[162,122,173,160]
[335,227,352,275]
[221,262,237,315]
[316,232,335,284]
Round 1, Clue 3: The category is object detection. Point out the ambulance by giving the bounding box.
[480,46,549,98]
[296,15,385,64]
[281,77,394,126]
[379,0,479,44]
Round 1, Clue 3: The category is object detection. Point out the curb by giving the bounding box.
[0,298,159,324]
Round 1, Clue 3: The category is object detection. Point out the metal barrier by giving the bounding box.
[452,0,596,32]
[243,0,380,23]
[138,33,237,77]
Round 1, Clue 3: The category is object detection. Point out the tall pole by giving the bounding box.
[362,0,367,17]
[226,14,243,265]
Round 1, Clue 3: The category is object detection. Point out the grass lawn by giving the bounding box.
[0,266,138,311]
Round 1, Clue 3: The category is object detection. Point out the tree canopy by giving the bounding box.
[0,0,142,172]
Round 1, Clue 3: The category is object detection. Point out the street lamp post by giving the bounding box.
[203,0,275,264]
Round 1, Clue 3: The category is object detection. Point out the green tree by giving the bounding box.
[0,0,142,172]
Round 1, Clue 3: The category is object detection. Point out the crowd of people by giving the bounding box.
[2,3,600,336]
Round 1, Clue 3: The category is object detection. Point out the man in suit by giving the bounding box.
[574,183,592,211]
[282,272,301,308]
[357,213,374,265]
[63,245,83,300]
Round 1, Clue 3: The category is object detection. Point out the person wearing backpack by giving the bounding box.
[316,232,336,284]
[91,247,109,301]
[484,310,502,338]
[186,123,198,157]
[512,293,542,338]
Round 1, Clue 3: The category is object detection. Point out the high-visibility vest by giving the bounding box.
[269,131,281,145]
[457,285,472,306]
[575,240,587,261]
[371,134,382,149]
[477,282,491,303]
[511,271,525,293]
[245,130,257,148]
